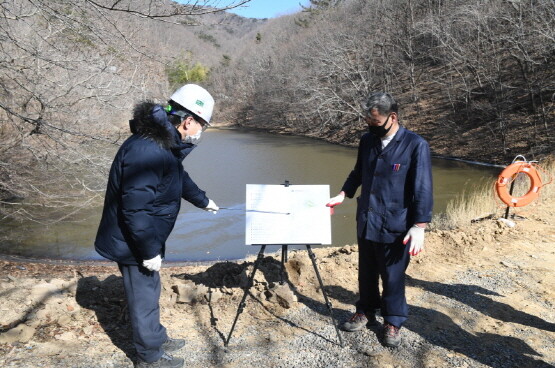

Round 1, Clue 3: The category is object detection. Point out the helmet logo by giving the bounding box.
[195,100,204,107]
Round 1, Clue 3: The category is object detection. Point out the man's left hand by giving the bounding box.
[403,225,425,256]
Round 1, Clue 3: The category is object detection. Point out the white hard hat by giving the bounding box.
[169,84,215,124]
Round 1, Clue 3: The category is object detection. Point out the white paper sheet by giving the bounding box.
[245,184,332,245]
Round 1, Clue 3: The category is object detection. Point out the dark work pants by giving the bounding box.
[355,236,411,328]
[118,264,167,363]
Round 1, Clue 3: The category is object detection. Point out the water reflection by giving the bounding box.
[0,129,499,262]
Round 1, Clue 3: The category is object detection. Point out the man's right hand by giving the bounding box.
[203,199,219,214]
[326,192,345,207]
[142,255,162,272]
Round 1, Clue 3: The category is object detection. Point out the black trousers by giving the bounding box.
[118,264,168,363]
[355,236,411,328]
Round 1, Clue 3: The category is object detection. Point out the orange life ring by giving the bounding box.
[496,162,542,207]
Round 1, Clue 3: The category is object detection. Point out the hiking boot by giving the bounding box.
[161,338,185,353]
[342,312,377,331]
[383,322,401,348]
[137,353,184,368]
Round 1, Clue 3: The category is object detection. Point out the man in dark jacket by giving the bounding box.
[326,92,433,348]
[95,84,219,368]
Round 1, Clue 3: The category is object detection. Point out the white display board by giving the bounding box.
[245,184,332,245]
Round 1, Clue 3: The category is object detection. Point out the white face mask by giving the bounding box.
[184,129,202,144]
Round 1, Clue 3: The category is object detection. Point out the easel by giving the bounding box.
[225,181,344,347]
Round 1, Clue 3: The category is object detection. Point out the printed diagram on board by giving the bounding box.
[245,184,332,245]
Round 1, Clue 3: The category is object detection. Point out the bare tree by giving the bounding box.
[0,0,250,222]
[213,0,553,162]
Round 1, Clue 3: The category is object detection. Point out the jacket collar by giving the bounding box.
[380,126,406,154]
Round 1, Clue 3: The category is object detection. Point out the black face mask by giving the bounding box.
[368,114,392,138]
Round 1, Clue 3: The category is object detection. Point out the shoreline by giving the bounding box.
[211,124,523,168]
[0,243,299,270]
[0,253,263,269]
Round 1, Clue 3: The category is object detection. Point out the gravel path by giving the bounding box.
[169,265,554,368]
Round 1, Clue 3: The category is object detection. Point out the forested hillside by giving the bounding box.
[1,0,554,222]
[0,0,263,221]
[211,0,554,164]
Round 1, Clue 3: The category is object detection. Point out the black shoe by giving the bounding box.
[342,312,377,331]
[161,338,185,353]
[383,322,401,348]
[137,353,184,368]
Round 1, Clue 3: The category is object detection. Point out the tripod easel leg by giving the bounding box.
[225,245,266,347]
[280,245,288,285]
[306,245,344,347]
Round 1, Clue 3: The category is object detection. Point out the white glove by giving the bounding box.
[142,255,162,272]
[403,225,425,256]
[203,199,219,214]
[326,192,345,207]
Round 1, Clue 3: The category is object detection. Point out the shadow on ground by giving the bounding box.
[172,254,349,347]
[406,275,555,333]
[75,276,135,361]
[324,276,552,367]
[72,259,553,367]
[179,256,552,367]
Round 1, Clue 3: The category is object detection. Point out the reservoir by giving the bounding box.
[0,129,500,262]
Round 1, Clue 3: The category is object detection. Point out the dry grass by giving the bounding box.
[432,156,555,230]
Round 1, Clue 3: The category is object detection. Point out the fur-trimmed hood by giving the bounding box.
[129,101,178,150]
[129,101,195,159]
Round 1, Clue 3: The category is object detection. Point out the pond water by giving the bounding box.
[0,129,500,262]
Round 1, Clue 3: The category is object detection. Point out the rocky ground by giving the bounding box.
[1,198,554,368]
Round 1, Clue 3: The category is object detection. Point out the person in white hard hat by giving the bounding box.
[166,83,215,145]
[95,84,219,368]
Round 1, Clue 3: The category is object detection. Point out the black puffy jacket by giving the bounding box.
[95,102,209,265]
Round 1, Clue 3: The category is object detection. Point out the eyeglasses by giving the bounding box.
[196,119,209,132]
[168,108,209,131]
